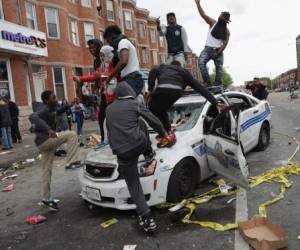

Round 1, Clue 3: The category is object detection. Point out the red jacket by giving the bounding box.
[79,63,115,104]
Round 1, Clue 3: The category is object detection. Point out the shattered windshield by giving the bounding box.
[168,102,205,131]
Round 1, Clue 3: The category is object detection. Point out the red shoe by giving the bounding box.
[168,131,176,141]
[157,134,176,148]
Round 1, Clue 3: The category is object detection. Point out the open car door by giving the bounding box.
[204,111,249,189]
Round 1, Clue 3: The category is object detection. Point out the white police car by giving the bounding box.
[79,91,271,209]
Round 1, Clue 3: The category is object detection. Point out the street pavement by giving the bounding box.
[1,92,300,250]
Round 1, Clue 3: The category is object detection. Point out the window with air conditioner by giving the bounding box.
[53,66,67,101]
[45,8,60,39]
[70,18,79,46]
[142,47,148,64]
[139,22,145,38]
[106,0,114,21]
[124,11,133,30]
[84,22,95,45]
[26,1,37,30]
[81,0,91,8]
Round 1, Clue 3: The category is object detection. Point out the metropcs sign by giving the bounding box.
[0,20,48,57]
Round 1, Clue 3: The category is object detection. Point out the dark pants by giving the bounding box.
[11,119,21,142]
[199,46,224,86]
[75,114,84,136]
[149,88,182,132]
[123,72,144,96]
[117,120,152,216]
[98,94,107,143]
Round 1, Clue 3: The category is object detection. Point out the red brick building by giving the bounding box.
[0,0,200,130]
[273,68,298,90]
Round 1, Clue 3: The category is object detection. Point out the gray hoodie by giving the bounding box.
[106,82,165,156]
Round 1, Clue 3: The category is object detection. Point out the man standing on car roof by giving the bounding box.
[156,12,190,67]
[147,61,227,146]
[195,0,230,87]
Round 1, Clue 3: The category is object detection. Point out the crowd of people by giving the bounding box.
[27,0,269,235]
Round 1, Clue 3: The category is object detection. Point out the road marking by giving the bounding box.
[234,190,249,250]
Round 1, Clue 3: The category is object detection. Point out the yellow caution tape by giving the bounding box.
[161,133,300,232]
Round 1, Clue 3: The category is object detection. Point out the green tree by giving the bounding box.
[210,68,233,89]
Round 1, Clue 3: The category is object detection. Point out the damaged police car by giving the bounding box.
[79,91,271,209]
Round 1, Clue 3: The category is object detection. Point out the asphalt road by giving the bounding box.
[1,92,300,250]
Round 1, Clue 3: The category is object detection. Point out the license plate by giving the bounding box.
[86,187,101,201]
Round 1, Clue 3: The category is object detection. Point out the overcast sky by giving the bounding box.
[138,0,300,85]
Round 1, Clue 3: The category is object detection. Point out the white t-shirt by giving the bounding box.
[205,24,224,48]
[118,39,140,78]
[82,84,89,96]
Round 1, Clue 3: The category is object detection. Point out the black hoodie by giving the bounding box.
[106,82,165,156]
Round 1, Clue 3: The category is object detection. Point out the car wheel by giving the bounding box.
[167,159,198,203]
[256,122,270,151]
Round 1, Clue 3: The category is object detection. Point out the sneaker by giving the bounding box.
[139,213,157,234]
[39,199,59,212]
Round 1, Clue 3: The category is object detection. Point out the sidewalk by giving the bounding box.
[0,120,100,170]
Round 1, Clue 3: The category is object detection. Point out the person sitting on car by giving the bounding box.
[106,81,172,234]
[147,60,227,147]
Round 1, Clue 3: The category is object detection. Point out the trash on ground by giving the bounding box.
[238,217,288,250]
[6,208,14,216]
[36,154,42,160]
[88,134,101,147]
[297,235,300,240]
[270,192,277,197]
[219,184,232,194]
[25,215,47,225]
[227,197,237,204]
[0,151,13,156]
[123,245,137,250]
[2,184,15,192]
[23,158,35,164]
[2,174,18,181]
[169,199,187,212]
[100,218,118,228]
[24,145,32,148]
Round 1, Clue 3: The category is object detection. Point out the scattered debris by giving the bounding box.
[6,208,14,216]
[2,174,18,181]
[88,134,101,147]
[227,197,236,204]
[219,184,232,194]
[24,145,32,148]
[123,245,137,250]
[169,199,187,212]
[238,217,288,250]
[25,215,47,225]
[297,235,300,240]
[0,151,13,156]
[288,142,292,145]
[23,158,35,164]
[270,192,277,197]
[2,184,15,192]
[100,218,118,228]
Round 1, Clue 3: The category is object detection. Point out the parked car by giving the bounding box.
[79,91,272,209]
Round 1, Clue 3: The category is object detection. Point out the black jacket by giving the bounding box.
[253,85,269,100]
[0,101,12,128]
[8,101,19,121]
[29,103,70,146]
[148,64,218,106]
[106,82,165,156]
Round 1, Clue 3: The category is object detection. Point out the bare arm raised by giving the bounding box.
[195,0,216,27]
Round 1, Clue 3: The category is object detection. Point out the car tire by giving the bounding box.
[167,159,198,203]
[256,122,270,151]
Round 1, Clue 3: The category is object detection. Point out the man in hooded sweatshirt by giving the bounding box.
[195,0,231,87]
[106,81,171,234]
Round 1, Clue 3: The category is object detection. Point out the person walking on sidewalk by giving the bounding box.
[103,25,144,97]
[0,96,13,150]
[156,13,190,67]
[71,98,85,147]
[195,0,231,87]
[4,96,22,143]
[106,82,172,234]
[29,91,80,211]
[147,61,227,146]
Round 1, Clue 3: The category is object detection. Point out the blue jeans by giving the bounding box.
[199,46,224,86]
[75,114,84,136]
[1,127,13,149]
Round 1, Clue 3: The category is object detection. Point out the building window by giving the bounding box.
[0,0,3,19]
[84,22,94,45]
[99,30,104,43]
[45,8,60,39]
[25,1,37,30]
[124,11,133,30]
[81,0,91,8]
[0,60,13,100]
[69,0,76,3]
[150,29,157,43]
[159,37,165,48]
[152,51,158,65]
[139,22,145,38]
[97,0,102,17]
[106,0,114,21]
[142,47,148,64]
[70,18,79,46]
[53,66,66,101]
[160,54,166,64]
